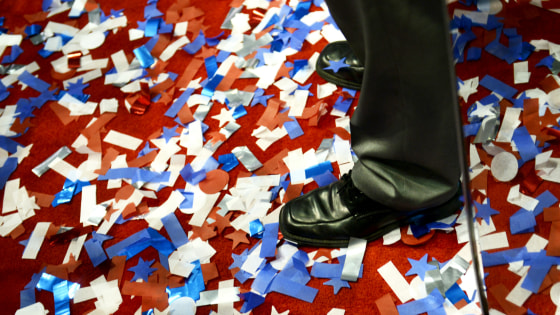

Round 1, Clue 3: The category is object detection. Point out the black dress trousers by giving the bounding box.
[324,0,461,211]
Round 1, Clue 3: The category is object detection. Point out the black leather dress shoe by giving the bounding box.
[279,172,461,248]
[316,41,364,90]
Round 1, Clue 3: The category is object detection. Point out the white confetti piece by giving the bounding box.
[491,151,518,182]
[22,222,50,259]
[378,261,413,303]
[63,234,87,264]
[103,130,143,150]
[479,231,509,251]
[507,184,539,210]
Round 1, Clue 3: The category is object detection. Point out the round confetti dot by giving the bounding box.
[491,151,518,182]
[169,297,196,315]
[199,169,229,194]
[401,227,435,246]
[549,89,560,109]
[80,31,106,50]
[477,0,503,14]
[551,282,560,306]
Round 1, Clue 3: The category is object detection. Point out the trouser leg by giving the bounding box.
[324,0,461,210]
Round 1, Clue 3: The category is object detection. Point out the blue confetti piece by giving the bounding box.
[2,44,23,64]
[133,45,155,68]
[180,164,206,185]
[204,56,218,78]
[232,105,247,119]
[105,229,150,259]
[144,3,163,19]
[84,232,113,267]
[249,219,264,238]
[161,212,189,248]
[240,292,266,313]
[397,289,445,315]
[235,269,254,284]
[536,55,554,69]
[218,153,239,172]
[313,170,338,187]
[165,87,194,118]
[0,157,18,190]
[474,200,500,224]
[216,50,231,63]
[284,117,304,139]
[332,96,353,114]
[260,223,278,258]
[467,47,482,61]
[446,282,469,304]
[145,18,161,37]
[406,254,437,281]
[18,71,51,93]
[53,280,72,315]
[310,261,343,279]
[146,228,176,256]
[20,287,36,308]
[480,247,527,267]
[479,75,518,100]
[410,223,430,238]
[25,24,42,37]
[304,161,333,178]
[42,0,53,11]
[251,263,277,294]
[533,190,558,216]
[510,209,536,235]
[512,126,539,162]
[183,31,205,54]
[323,277,350,295]
[522,263,552,293]
[269,275,318,303]
[129,258,157,282]
[201,74,224,97]
[206,31,225,46]
[38,48,55,58]
[0,136,22,153]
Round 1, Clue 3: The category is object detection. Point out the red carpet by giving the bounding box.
[1,0,560,314]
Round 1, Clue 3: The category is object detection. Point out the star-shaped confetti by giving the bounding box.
[210,211,233,234]
[160,125,179,143]
[251,88,274,107]
[129,258,157,282]
[324,57,350,73]
[469,101,497,119]
[313,248,333,263]
[271,306,290,315]
[212,107,236,127]
[110,8,125,17]
[15,102,36,120]
[405,254,437,281]
[11,143,32,163]
[190,223,217,241]
[67,78,89,96]
[324,277,350,294]
[474,200,500,224]
[229,249,249,270]
[137,142,157,158]
[457,77,478,103]
[225,229,250,250]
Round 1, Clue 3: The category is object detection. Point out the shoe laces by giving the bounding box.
[338,172,369,212]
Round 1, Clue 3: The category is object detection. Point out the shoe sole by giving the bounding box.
[280,190,462,248]
[315,65,362,91]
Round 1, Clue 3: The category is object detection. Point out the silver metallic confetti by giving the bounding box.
[341,237,367,282]
[473,112,500,143]
[32,146,72,177]
[232,146,262,172]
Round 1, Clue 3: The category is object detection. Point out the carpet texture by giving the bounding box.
[1,0,560,314]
